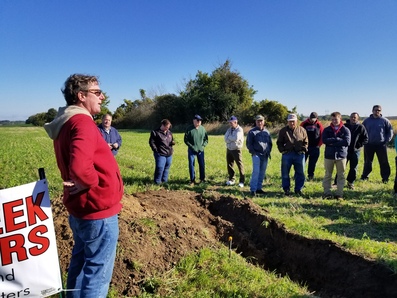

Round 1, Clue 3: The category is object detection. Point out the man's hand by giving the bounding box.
[63,180,88,195]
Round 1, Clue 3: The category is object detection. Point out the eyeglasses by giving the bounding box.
[82,89,103,97]
[374,109,381,112]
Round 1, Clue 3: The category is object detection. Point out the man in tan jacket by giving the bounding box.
[277,114,308,196]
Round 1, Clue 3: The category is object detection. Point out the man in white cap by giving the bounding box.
[277,113,308,196]
[224,116,245,187]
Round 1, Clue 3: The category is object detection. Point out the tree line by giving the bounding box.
[26,60,297,128]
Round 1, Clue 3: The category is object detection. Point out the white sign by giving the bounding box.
[0,179,63,297]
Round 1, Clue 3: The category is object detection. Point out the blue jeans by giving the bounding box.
[305,146,320,178]
[154,152,172,184]
[188,148,205,182]
[281,151,305,192]
[67,214,119,298]
[250,154,269,192]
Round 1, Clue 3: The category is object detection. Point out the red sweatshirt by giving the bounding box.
[300,118,324,147]
[45,107,123,219]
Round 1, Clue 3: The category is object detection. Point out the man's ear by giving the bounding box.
[77,91,85,102]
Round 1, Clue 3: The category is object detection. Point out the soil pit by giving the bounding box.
[52,190,397,297]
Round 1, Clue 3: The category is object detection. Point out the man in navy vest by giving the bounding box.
[98,114,122,156]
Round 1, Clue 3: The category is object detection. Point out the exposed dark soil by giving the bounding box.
[52,190,397,298]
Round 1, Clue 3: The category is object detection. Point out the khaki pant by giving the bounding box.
[323,158,347,197]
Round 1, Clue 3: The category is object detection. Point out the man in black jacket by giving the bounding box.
[149,119,175,184]
[344,113,368,189]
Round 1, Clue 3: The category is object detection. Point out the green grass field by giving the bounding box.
[1,125,397,297]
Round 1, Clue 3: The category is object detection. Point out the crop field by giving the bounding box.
[1,126,397,261]
[1,125,397,297]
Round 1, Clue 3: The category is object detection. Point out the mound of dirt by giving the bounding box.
[52,190,222,296]
[52,190,397,298]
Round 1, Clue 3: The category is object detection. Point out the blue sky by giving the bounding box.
[1,0,396,121]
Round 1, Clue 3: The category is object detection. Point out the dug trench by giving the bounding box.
[52,190,397,297]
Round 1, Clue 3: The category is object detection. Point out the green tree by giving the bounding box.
[26,108,58,126]
[113,99,134,121]
[26,112,47,126]
[241,100,290,127]
[181,60,256,122]
[211,60,255,119]
[94,92,111,123]
[46,108,57,122]
[153,94,186,125]
[114,90,155,128]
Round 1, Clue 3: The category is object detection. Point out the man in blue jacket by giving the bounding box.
[322,112,351,200]
[360,105,393,183]
[246,115,272,197]
[98,114,122,156]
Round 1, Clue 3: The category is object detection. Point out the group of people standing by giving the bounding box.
[147,113,273,199]
[217,109,388,200]
[148,114,208,185]
[98,104,396,202]
[97,112,210,186]
[275,105,395,200]
[146,105,396,202]
[44,73,396,297]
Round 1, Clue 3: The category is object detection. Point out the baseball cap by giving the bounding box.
[229,116,238,121]
[255,115,264,121]
[309,112,318,119]
[194,114,202,120]
[287,114,297,121]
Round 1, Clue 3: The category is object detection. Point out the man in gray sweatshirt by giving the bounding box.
[360,105,393,183]
[224,116,245,187]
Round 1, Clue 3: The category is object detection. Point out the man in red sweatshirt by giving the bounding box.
[300,112,324,181]
[44,74,123,298]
